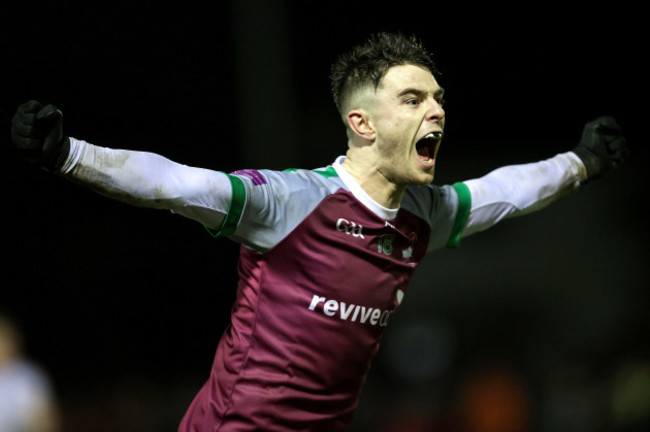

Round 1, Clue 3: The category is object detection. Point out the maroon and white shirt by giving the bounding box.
[61,140,586,431]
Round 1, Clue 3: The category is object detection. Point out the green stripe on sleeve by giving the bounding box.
[206,173,246,237]
[313,167,339,178]
[446,182,471,248]
[284,167,339,178]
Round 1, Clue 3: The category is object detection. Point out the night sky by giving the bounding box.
[1,1,647,431]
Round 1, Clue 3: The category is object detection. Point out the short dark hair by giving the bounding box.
[329,32,440,113]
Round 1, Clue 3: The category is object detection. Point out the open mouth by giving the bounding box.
[415,132,443,162]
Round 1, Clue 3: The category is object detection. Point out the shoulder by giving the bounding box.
[0,361,52,393]
[230,166,344,192]
[226,165,347,211]
[224,164,348,251]
[402,183,470,250]
[402,183,460,219]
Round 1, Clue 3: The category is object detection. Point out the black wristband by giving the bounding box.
[44,136,71,173]
[572,146,602,181]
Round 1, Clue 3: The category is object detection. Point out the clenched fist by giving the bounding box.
[11,100,70,171]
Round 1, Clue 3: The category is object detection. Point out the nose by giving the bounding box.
[426,97,445,122]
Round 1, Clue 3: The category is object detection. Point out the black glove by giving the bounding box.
[11,100,70,172]
[573,116,628,181]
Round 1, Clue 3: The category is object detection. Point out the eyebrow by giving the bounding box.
[397,87,445,99]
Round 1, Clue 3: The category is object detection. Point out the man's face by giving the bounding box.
[366,64,446,186]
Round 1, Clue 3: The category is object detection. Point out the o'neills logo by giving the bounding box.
[335,218,364,238]
[308,293,403,327]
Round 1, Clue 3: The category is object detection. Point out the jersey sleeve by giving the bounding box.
[62,138,233,229]
[209,168,344,252]
[63,139,342,253]
[404,151,586,252]
[461,151,586,237]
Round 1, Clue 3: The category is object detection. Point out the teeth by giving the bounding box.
[426,132,443,139]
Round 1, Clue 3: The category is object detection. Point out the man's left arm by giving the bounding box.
[461,116,628,238]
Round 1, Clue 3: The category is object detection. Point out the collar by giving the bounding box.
[332,156,399,220]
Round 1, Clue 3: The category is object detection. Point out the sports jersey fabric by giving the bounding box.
[179,159,467,431]
[60,139,586,431]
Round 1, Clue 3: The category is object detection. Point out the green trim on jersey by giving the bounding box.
[284,167,339,178]
[446,182,471,248]
[206,173,246,237]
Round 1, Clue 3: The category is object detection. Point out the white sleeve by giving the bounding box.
[60,137,232,229]
[462,152,587,237]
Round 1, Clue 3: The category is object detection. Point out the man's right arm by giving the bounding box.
[11,100,232,230]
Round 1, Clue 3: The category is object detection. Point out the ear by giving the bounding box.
[346,109,376,141]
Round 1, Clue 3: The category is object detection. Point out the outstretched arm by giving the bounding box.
[11,100,232,230]
[460,117,628,238]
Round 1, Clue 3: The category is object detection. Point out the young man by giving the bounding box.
[11,33,627,431]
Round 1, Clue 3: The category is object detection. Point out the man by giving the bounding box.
[11,32,627,431]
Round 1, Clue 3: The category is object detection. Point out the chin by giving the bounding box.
[410,171,435,186]
[417,166,436,184]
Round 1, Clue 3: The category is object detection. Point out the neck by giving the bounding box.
[341,152,405,209]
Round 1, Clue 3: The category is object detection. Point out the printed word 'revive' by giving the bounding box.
[308,295,393,327]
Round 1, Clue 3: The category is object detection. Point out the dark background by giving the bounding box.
[1,1,647,431]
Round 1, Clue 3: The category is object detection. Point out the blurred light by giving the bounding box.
[611,360,650,429]
[457,363,532,432]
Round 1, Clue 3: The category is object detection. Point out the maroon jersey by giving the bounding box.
[179,160,469,431]
[181,192,431,430]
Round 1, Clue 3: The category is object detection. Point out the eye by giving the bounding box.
[435,97,446,107]
[406,99,420,106]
